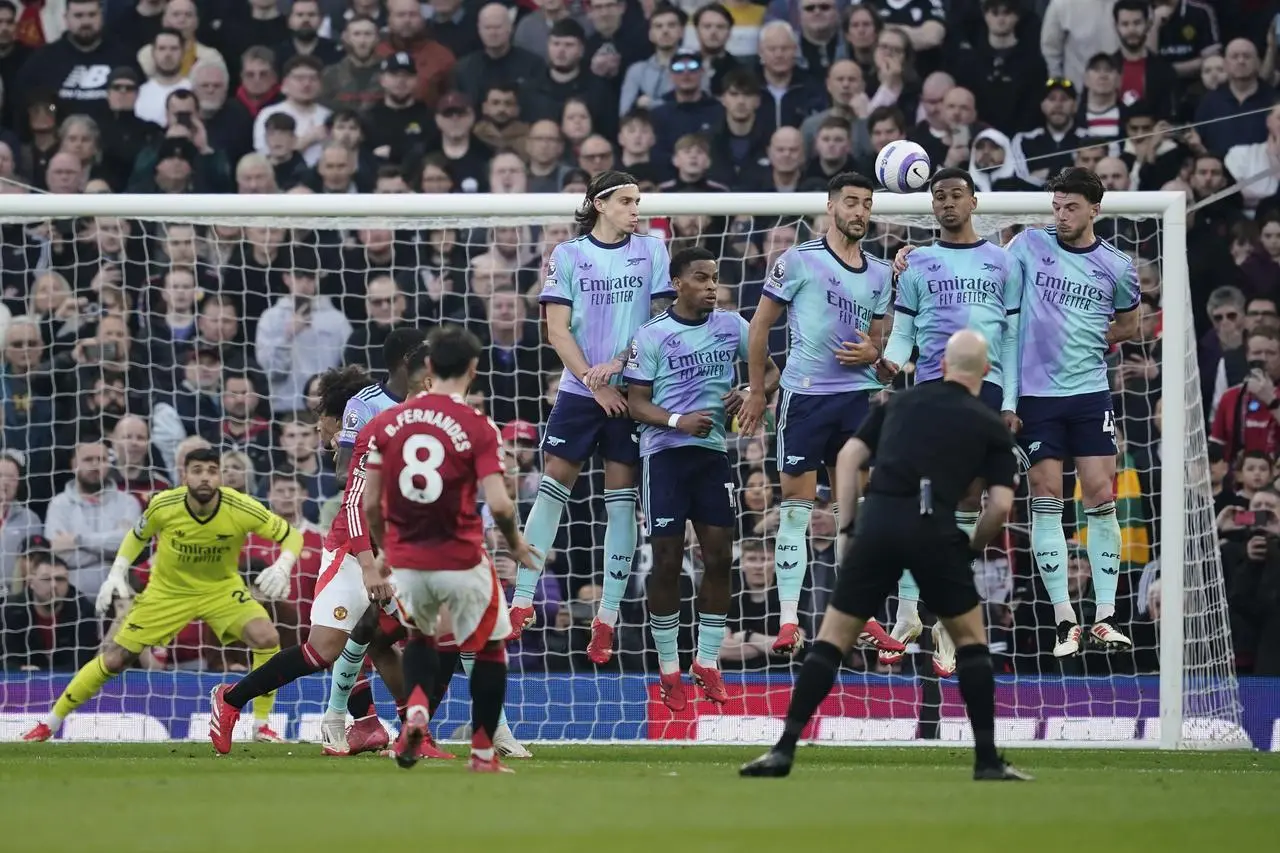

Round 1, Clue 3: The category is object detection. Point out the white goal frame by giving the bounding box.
[2,189,1233,751]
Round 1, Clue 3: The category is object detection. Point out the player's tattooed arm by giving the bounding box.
[334,444,354,487]
[1106,307,1141,345]
[650,295,673,317]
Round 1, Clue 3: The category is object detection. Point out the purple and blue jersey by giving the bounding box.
[625,308,750,458]
[762,238,892,395]
[539,232,674,399]
[887,239,1023,410]
[1007,227,1139,398]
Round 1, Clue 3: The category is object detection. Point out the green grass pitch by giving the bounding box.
[2,745,1278,853]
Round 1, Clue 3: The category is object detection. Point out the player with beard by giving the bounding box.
[25,448,302,743]
[738,171,904,657]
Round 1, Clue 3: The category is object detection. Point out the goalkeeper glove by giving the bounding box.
[254,552,296,601]
[95,557,133,616]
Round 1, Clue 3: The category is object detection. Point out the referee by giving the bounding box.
[741,330,1032,781]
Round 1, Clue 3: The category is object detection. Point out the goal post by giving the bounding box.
[0,190,1254,750]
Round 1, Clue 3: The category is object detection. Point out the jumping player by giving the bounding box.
[624,247,781,709]
[738,171,903,656]
[26,449,301,744]
[1008,167,1139,656]
[509,170,675,665]
[363,324,541,773]
[879,167,1023,676]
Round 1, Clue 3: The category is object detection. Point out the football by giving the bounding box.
[875,140,932,192]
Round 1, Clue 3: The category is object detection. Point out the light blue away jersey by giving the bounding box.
[337,383,404,448]
[1007,227,1139,398]
[762,238,892,395]
[539,232,674,398]
[624,308,750,457]
[894,240,1022,387]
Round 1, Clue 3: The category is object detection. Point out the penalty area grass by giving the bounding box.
[1,744,1278,853]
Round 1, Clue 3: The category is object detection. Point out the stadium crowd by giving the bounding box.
[0,0,1277,681]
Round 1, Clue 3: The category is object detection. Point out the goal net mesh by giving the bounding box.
[0,199,1249,748]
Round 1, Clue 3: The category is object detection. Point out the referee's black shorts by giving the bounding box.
[831,495,981,620]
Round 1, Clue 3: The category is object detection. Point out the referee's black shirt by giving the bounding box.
[855,381,1018,518]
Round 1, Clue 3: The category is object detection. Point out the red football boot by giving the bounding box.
[21,722,52,742]
[858,619,906,653]
[691,663,728,705]
[772,623,804,655]
[586,618,615,665]
[391,692,430,770]
[506,605,536,641]
[208,685,241,755]
[469,753,515,773]
[658,671,687,712]
[346,715,390,755]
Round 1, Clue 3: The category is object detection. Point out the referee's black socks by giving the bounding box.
[776,640,843,755]
[956,643,1000,767]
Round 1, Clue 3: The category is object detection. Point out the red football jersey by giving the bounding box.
[364,392,505,571]
[323,426,374,555]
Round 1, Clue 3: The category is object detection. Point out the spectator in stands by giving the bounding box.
[45,440,139,597]
[255,246,350,413]
[276,0,342,69]
[248,469,323,641]
[1196,38,1273,155]
[948,0,1044,135]
[1220,492,1280,674]
[108,414,169,511]
[1111,0,1178,120]
[253,55,331,167]
[1040,0,1120,91]
[210,373,272,472]
[344,276,407,371]
[722,538,787,669]
[127,88,231,193]
[514,0,587,63]
[191,58,252,170]
[1012,79,1095,185]
[1149,0,1220,83]
[0,554,99,671]
[620,4,689,114]
[576,134,615,178]
[269,411,333,522]
[321,15,380,112]
[379,0,455,109]
[308,140,358,194]
[1201,286,1247,412]
[522,119,568,192]
[478,288,550,426]
[1221,451,1273,511]
[523,18,615,139]
[364,51,436,164]
[692,4,745,94]
[0,452,43,589]
[756,21,825,135]
[143,0,221,79]
[435,92,493,192]
[803,116,857,183]
[235,46,281,119]
[97,66,160,190]
[799,59,867,155]
[454,3,545,111]
[738,125,803,192]
[473,83,528,157]
[227,0,288,69]
[136,28,190,126]
[1211,326,1280,461]
[1079,53,1123,139]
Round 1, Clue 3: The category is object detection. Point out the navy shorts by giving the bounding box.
[776,389,871,475]
[1017,390,1116,464]
[641,446,736,537]
[919,379,1003,413]
[541,391,639,465]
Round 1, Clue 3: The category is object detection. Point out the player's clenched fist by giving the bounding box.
[675,411,714,438]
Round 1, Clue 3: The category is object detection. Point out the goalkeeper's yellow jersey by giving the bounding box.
[120,487,299,594]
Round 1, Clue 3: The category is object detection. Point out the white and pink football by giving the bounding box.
[875,140,932,193]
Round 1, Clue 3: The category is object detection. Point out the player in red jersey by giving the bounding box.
[210,356,443,760]
[364,325,542,773]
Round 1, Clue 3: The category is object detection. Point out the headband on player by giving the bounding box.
[595,182,639,199]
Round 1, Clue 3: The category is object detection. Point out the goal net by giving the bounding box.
[0,191,1253,750]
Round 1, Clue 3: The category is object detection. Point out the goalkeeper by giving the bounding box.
[23,448,302,743]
